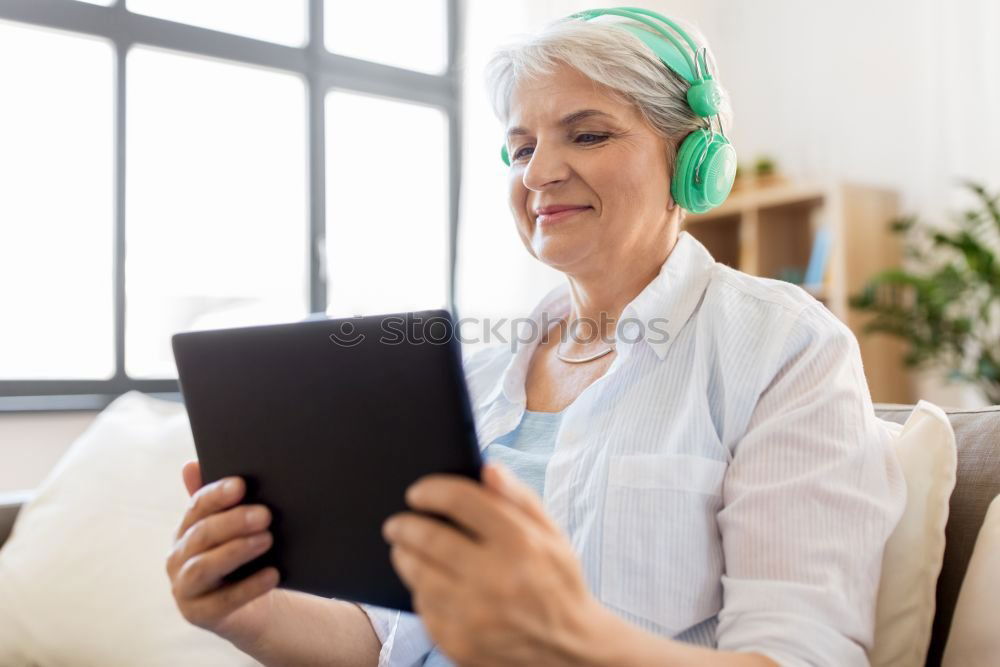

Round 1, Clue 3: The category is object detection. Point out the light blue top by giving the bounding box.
[422,407,565,666]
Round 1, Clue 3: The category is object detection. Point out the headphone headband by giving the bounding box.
[569,7,705,83]
[570,7,723,119]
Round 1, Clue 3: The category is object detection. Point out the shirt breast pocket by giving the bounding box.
[600,453,727,635]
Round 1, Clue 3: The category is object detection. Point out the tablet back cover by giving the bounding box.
[172,309,481,612]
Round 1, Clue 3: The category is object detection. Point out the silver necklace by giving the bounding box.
[554,318,616,364]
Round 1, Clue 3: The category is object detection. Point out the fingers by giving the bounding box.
[168,471,281,631]
[382,512,476,580]
[180,566,280,630]
[390,543,453,604]
[172,503,272,570]
[404,475,522,543]
[173,530,274,599]
[175,476,245,541]
[182,460,202,497]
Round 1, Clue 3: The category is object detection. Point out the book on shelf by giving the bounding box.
[802,225,832,295]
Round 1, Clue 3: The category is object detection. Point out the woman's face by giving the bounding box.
[505,62,677,275]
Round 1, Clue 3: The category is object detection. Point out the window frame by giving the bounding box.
[0,0,464,413]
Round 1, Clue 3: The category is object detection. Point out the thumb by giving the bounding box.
[181,460,202,497]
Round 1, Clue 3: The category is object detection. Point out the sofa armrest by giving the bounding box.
[0,490,34,548]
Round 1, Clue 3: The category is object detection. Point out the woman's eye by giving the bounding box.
[512,134,608,161]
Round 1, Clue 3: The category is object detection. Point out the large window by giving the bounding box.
[0,0,461,411]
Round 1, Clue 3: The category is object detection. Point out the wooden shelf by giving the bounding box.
[686,180,826,220]
[683,180,913,404]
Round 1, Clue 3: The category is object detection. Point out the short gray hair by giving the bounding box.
[484,14,733,184]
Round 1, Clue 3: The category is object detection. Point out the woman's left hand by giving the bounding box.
[383,462,611,667]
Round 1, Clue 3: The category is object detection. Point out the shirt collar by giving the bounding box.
[481,231,716,408]
[619,230,716,361]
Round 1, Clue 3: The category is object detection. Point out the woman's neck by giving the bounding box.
[562,233,679,344]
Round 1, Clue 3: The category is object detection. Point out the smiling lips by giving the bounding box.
[534,205,592,226]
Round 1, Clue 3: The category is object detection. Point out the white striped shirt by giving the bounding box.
[360,230,906,667]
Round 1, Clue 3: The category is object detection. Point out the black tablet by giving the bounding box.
[171,309,482,613]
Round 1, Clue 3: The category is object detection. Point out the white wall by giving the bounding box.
[0,412,97,492]
[705,0,1000,221]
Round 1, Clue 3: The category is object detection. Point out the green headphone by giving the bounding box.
[500,6,737,214]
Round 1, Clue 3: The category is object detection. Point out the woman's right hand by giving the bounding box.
[167,461,283,646]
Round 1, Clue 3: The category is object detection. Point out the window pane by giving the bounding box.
[126,47,309,378]
[126,0,307,47]
[0,21,114,380]
[325,0,448,74]
[325,91,449,317]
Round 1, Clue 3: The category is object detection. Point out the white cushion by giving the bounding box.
[941,493,1000,667]
[0,391,260,666]
[870,400,957,667]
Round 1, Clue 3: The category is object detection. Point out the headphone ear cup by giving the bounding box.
[671,129,736,214]
[671,129,708,213]
[698,138,737,209]
[500,144,510,166]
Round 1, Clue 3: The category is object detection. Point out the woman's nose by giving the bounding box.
[521,143,570,191]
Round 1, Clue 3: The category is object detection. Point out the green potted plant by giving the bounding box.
[850,180,1000,404]
[753,155,782,187]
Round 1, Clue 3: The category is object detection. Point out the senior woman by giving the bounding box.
[167,8,905,667]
